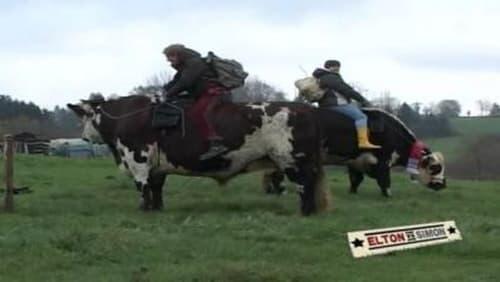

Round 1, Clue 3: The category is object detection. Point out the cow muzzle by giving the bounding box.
[427,178,446,191]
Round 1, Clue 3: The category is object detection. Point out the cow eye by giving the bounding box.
[429,164,442,175]
[420,157,431,168]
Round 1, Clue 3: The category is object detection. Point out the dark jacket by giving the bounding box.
[164,48,218,98]
[312,68,369,107]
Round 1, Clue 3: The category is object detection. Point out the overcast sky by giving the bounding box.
[1,0,499,114]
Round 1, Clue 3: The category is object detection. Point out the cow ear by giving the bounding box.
[80,98,104,108]
[434,152,445,163]
[67,103,86,117]
[420,156,431,168]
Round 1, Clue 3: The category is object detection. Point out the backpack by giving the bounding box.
[206,51,248,89]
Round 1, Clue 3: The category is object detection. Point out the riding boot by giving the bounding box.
[357,127,381,149]
[199,137,229,160]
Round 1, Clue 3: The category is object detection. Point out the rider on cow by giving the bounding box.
[162,44,229,160]
[313,60,381,149]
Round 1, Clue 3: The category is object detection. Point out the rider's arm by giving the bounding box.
[321,74,370,105]
[166,58,207,97]
[163,73,180,92]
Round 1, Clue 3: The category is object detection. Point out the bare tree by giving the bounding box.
[130,72,172,97]
[477,99,493,116]
[232,78,287,103]
[371,91,400,113]
[145,72,172,87]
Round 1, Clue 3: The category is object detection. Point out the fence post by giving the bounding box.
[4,134,14,212]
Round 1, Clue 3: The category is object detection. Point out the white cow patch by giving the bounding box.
[388,151,400,167]
[82,115,102,143]
[247,102,270,112]
[94,113,102,126]
[225,107,295,173]
[116,139,154,187]
[144,93,162,104]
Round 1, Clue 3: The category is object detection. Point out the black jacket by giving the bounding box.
[164,48,217,98]
[312,68,369,107]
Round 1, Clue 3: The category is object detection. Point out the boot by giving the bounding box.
[199,137,229,160]
[357,127,381,149]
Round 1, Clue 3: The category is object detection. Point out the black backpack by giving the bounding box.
[206,51,248,89]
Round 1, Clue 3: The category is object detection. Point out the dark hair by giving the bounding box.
[163,44,186,56]
[324,60,341,68]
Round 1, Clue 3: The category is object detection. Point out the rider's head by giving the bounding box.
[163,44,186,67]
[324,60,341,73]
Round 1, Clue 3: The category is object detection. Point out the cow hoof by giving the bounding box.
[152,205,164,211]
[381,189,392,197]
[139,199,153,211]
[349,189,358,194]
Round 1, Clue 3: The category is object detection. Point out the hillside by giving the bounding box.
[424,116,500,161]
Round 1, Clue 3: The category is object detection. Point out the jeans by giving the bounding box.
[331,104,367,129]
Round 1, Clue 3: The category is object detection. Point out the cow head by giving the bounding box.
[67,99,105,143]
[417,151,446,190]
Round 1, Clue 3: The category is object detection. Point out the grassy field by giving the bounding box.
[0,155,499,282]
[424,116,500,161]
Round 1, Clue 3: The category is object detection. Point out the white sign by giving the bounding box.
[347,220,462,258]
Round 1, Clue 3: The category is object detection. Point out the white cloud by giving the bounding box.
[0,0,499,115]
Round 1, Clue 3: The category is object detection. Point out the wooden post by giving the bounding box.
[4,134,14,212]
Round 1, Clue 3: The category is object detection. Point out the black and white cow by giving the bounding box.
[68,95,330,215]
[263,108,447,197]
[264,78,446,197]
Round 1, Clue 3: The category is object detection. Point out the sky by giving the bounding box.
[1,0,499,114]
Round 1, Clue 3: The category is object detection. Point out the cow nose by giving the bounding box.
[427,180,446,191]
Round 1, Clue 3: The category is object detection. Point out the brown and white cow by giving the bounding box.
[68,95,330,215]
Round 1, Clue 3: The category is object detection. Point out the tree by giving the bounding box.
[231,78,287,102]
[397,103,420,126]
[490,103,500,116]
[411,102,422,115]
[477,100,493,116]
[129,73,172,97]
[436,99,461,117]
[371,91,400,113]
[422,102,438,116]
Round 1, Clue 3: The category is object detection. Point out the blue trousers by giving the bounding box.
[331,104,367,129]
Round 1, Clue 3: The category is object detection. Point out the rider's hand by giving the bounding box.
[361,100,372,107]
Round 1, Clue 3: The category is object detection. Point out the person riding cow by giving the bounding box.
[312,60,380,149]
[162,44,229,160]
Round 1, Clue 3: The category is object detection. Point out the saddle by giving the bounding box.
[152,96,194,130]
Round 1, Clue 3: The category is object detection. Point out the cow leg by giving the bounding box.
[285,164,330,216]
[348,166,364,194]
[150,173,167,211]
[262,171,286,195]
[375,164,392,197]
[136,181,153,211]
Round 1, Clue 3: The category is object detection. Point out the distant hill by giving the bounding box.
[424,116,500,161]
[424,116,500,180]
[451,116,500,135]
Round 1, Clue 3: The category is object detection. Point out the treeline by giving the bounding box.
[396,103,455,138]
[0,95,80,138]
[3,78,497,140]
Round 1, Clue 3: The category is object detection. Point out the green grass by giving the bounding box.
[451,116,500,136]
[1,155,499,282]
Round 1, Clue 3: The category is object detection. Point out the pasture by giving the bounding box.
[1,155,499,281]
[425,116,500,161]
